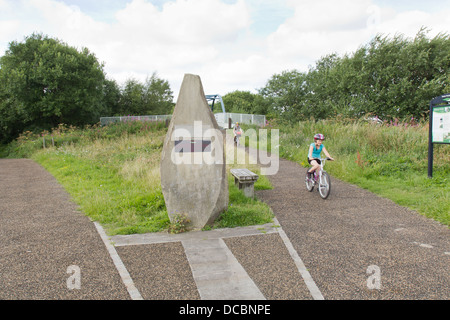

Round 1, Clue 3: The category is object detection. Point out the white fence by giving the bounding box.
[214,113,266,128]
[100,115,172,126]
[100,113,266,128]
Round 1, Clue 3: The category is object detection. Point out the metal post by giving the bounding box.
[428,102,433,178]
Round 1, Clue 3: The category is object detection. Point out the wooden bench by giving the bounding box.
[230,169,259,198]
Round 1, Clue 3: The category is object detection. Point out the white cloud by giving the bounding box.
[266,0,449,71]
[0,0,449,102]
[0,20,21,44]
[103,0,252,94]
[103,0,251,83]
[284,0,373,32]
[200,54,272,94]
[0,0,252,94]
[114,0,250,44]
[374,9,450,39]
[267,0,381,65]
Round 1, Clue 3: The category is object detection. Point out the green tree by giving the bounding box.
[120,78,145,115]
[118,73,174,116]
[304,54,342,119]
[222,90,258,114]
[103,78,122,116]
[0,33,107,142]
[259,70,309,120]
[143,73,174,115]
[258,28,450,122]
[333,29,450,120]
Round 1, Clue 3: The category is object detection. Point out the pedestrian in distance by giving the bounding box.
[233,122,242,145]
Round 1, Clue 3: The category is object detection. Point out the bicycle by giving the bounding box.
[305,157,333,199]
[234,131,242,147]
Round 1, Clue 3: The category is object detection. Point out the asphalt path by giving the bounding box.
[0,159,130,299]
[0,158,448,301]
[256,158,449,299]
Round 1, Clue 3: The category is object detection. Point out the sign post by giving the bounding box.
[428,93,450,178]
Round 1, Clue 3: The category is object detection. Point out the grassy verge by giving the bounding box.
[3,121,274,235]
[5,116,446,231]
[272,118,449,226]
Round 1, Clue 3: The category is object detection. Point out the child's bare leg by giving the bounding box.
[308,160,320,175]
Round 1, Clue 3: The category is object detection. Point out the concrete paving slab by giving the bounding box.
[111,222,279,247]
[182,238,265,300]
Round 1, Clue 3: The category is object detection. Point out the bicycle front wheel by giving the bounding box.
[319,172,331,199]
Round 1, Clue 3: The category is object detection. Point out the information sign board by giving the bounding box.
[432,105,450,143]
[428,93,450,178]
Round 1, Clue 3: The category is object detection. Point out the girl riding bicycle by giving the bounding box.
[307,133,334,179]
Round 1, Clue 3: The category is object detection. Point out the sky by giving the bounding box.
[1,0,449,101]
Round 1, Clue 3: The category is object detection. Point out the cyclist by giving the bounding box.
[233,122,242,144]
[307,133,334,179]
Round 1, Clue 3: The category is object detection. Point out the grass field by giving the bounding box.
[1,121,274,235]
[1,116,448,232]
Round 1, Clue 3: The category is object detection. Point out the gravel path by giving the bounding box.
[224,233,313,300]
[0,159,130,299]
[256,158,449,299]
[116,242,200,300]
[1,157,448,300]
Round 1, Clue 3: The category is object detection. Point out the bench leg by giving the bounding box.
[238,182,255,198]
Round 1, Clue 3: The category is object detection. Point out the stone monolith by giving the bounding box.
[160,74,228,229]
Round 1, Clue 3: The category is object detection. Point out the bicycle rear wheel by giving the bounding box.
[318,172,331,199]
[305,171,314,192]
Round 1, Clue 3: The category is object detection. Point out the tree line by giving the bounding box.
[224,29,450,122]
[1,29,449,143]
[0,33,173,143]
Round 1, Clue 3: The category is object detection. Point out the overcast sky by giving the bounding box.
[1,0,449,101]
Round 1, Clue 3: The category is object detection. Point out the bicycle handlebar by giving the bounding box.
[312,157,334,161]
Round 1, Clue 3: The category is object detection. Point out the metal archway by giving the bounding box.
[205,94,226,113]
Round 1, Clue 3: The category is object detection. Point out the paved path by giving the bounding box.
[0,159,130,299]
[257,158,449,299]
[111,220,319,300]
[0,158,448,300]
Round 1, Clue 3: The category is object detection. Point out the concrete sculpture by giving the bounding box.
[160,74,228,229]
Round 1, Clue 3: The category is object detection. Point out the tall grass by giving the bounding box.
[33,122,170,235]
[2,121,274,235]
[2,117,447,229]
[275,118,449,226]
